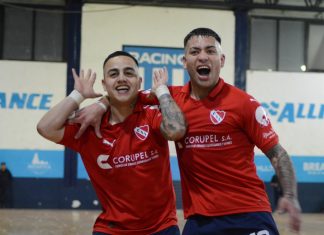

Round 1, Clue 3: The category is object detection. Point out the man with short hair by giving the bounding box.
[168,27,301,235]
[37,51,186,235]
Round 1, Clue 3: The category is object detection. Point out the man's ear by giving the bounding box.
[182,56,187,69]
[221,54,225,68]
[102,79,107,91]
[138,77,143,90]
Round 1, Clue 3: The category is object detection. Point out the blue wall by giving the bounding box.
[4,178,324,213]
[1,150,324,211]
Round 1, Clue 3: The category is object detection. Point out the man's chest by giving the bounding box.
[179,97,241,133]
[81,123,166,172]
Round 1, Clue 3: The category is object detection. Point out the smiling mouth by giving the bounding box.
[116,86,130,93]
[197,66,210,76]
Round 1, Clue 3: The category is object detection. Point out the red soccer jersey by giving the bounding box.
[170,78,278,218]
[59,102,177,235]
[139,78,278,218]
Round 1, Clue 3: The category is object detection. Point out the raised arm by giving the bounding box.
[70,97,108,139]
[37,69,101,143]
[266,143,301,233]
[152,68,187,141]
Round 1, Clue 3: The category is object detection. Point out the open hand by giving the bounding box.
[152,67,168,95]
[277,196,302,233]
[72,68,102,99]
[69,99,108,139]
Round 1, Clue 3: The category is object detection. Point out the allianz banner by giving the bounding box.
[0,61,67,178]
[247,70,324,182]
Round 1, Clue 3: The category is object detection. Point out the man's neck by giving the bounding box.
[190,80,219,100]
[109,100,136,125]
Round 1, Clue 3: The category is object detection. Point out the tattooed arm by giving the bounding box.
[158,93,187,140]
[266,143,301,233]
[153,68,187,141]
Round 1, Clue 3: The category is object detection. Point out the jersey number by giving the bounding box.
[249,230,270,235]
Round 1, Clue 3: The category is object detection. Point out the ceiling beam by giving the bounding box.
[83,0,324,12]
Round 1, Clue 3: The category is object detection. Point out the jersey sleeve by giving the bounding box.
[138,90,159,105]
[144,106,163,135]
[241,96,279,154]
[138,86,179,105]
[58,123,83,152]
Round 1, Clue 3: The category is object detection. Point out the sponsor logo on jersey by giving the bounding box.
[134,125,149,140]
[262,129,276,139]
[103,139,116,147]
[97,150,160,169]
[255,106,270,127]
[183,134,232,148]
[97,155,112,169]
[210,110,226,125]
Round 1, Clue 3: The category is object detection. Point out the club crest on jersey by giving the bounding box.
[134,125,149,140]
[210,110,226,125]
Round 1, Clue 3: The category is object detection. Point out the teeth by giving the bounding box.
[197,65,210,76]
[116,86,129,91]
[197,66,209,69]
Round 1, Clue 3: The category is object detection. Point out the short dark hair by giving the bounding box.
[103,51,138,68]
[184,28,221,47]
[1,162,5,166]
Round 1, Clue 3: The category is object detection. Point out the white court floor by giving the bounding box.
[0,209,323,235]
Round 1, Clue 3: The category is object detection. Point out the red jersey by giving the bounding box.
[59,102,177,235]
[140,78,278,218]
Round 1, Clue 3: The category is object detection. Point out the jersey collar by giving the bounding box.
[180,77,225,98]
[102,99,143,127]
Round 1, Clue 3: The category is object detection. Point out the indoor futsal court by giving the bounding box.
[0,210,324,235]
[1,0,324,235]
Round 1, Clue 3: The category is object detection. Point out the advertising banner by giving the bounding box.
[247,71,324,182]
[0,61,67,178]
[123,45,190,89]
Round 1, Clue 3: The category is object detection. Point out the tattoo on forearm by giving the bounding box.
[266,144,297,199]
[158,94,186,140]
